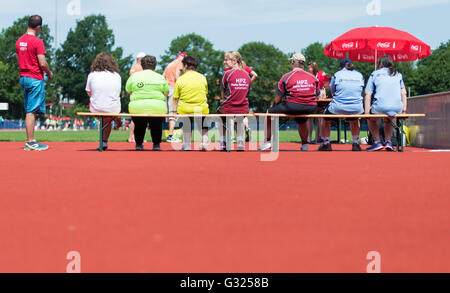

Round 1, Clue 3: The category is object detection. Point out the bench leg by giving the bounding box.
[337,119,341,143]
[98,118,103,152]
[226,117,232,152]
[399,118,404,152]
[273,117,279,152]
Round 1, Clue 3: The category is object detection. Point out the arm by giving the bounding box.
[249,71,258,84]
[37,54,53,79]
[274,95,282,104]
[401,88,407,114]
[86,91,92,98]
[364,93,372,114]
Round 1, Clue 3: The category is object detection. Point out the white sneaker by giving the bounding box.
[258,142,272,151]
[199,143,208,151]
[181,143,191,151]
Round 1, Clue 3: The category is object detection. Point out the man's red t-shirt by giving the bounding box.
[275,69,318,105]
[221,68,251,114]
[16,33,46,80]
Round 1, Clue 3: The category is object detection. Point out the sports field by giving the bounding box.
[0,139,449,273]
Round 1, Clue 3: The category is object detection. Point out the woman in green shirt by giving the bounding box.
[126,55,169,151]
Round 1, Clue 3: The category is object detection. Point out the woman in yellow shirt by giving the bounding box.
[172,56,209,151]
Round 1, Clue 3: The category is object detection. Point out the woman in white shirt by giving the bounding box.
[85,52,122,150]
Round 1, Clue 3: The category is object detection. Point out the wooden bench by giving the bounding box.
[77,112,425,152]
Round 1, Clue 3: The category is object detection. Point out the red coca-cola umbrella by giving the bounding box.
[324,26,431,65]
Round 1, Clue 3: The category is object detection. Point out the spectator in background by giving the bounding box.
[306,61,329,143]
[16,15,53,151]
[163,52,186,143]
[364,54,407,151]
[319,57,364,151]
[128,52,146,143]
[172,56,210,151]
[126,55,169,151]
[86,52,122,151]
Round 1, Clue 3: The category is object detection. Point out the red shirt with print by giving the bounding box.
[16,33,46,80]
[221,68,251,114]
[275,69,318,105]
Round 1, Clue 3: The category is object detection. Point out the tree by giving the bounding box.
[55,14,132,107]
[0,16,55,118]
[160,33,224,110]
[409,40,450,96]
[239,42,290,111]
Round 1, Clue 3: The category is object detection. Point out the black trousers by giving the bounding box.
[132,117,163,145]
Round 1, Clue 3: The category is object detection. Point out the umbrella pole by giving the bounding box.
[374,49,377,70]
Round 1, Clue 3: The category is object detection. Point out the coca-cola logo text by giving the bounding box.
[342,42,354,49]
[377,42,391,48]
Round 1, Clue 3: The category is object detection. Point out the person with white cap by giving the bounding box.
[258,52,319,151]
[127,52,146,143]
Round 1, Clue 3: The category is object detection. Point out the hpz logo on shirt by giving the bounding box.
[137,82,144,88]
[295,80,315,91]
[20,42,28,51]
[235,78,248,84]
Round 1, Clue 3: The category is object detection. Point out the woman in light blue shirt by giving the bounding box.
[364,55,407,151]
[319,57,364,151]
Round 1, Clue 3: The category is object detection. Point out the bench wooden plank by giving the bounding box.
[77,112,425,118]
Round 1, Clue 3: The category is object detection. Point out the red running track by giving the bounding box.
[0,142,449,272]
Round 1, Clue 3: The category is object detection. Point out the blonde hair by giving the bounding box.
[225,51,245,70]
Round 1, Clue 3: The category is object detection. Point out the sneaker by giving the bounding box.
[237,140,245,151]
[199,143,208,151]
[220,141,227,151]
[366,142,383,151]
[385,141,394,151]
[24,141,49,151]
[318,143,332,151]
[153,143,161,151]
[258,142,272,151]
[300,144,309,151]
[135,144,144,151]
[181,143,191,151]
[231,137,236,143]
[166,135,181,143]
[352,143,362,151]
[97,141,108,151]
[245,128,251,142]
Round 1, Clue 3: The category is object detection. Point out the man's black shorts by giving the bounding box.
[268,101,317,124]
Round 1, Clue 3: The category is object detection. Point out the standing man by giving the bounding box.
[127,52,146,143]
[163,52,186,142]
[16,15,53,151]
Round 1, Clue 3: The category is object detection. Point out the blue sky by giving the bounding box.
[1,0,449,60]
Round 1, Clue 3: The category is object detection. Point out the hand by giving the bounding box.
[48,71,53,79]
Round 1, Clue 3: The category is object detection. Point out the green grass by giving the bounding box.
[0,129,360,142]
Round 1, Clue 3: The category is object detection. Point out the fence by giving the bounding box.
[406,91,450,149]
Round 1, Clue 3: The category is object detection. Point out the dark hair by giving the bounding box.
[345,63,355,71]
[28,15,42,29]
[307,62,319,75]
[90,52,120,73]
[141,55,157,70]
[376,54,397,76]
[182,56,198,70]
